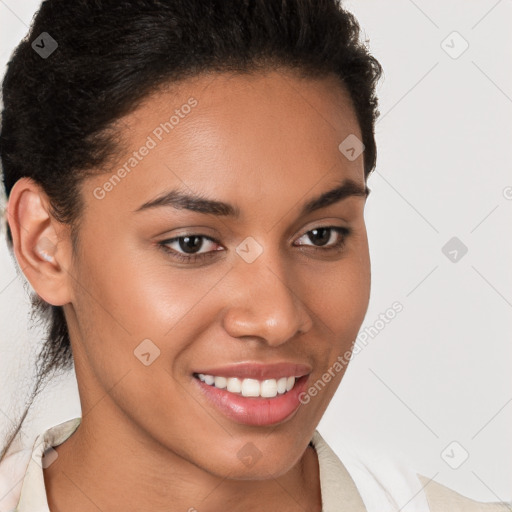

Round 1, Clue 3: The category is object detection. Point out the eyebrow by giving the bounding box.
[134,179,369,218]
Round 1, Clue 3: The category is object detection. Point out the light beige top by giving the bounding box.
[0,417,509,511]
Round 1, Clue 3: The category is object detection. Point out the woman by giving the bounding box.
[0,1,509,511]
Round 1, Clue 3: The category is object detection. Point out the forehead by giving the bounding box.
[83,70,365,220]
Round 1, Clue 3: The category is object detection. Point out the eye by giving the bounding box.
[294,226,350,251]
[158,226,350,264]
[158,234,224,263]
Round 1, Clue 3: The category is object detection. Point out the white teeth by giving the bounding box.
[227,377,242,393]
[214,376,227,389]
[260,379,278,398]
[277,377,287,394]
[197,374,297,397]
[241,378,260,397]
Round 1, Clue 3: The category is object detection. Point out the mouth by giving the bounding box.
[191,362,312,426]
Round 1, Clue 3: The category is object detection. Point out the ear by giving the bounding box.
[6,177,73,306]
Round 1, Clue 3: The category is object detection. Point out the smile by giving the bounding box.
[194,373,297,398]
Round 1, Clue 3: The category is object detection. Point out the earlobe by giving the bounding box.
[6,177,72,306]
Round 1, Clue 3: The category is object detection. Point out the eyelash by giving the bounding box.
[157,226,351,264]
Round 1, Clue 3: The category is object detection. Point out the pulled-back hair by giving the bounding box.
[0,0,382,460]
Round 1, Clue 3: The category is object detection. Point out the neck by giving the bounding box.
[43,407,322,512]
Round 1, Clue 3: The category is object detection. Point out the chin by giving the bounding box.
[206,440,303,481]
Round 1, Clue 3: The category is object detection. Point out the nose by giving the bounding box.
[221,252,314,347]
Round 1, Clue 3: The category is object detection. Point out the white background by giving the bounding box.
[0,0,511,504]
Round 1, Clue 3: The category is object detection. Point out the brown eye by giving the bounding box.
[295,226,350,249]
[177,235,205,254]
[158,226,350,265]
[159,234,224,263]
[307,227,331,246]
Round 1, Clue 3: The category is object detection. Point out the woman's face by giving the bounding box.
[66,70,370,478]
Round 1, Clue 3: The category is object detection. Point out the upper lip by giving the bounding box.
[192,362,312,380]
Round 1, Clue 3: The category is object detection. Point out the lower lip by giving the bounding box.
[193,375,310,426]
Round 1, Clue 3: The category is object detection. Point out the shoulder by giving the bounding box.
[0,447,32,511]
[311,430,512,512]
[418,473,512,512]
[311,430,430,511]
[0,417,81,511]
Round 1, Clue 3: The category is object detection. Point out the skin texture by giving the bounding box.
[7,69,371,511]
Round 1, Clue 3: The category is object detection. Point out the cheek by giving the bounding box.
[69,237,232,384]
[69,248,223,436]
[74,232,223,335]
[293,241,370,420]
[304,235,370,344]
